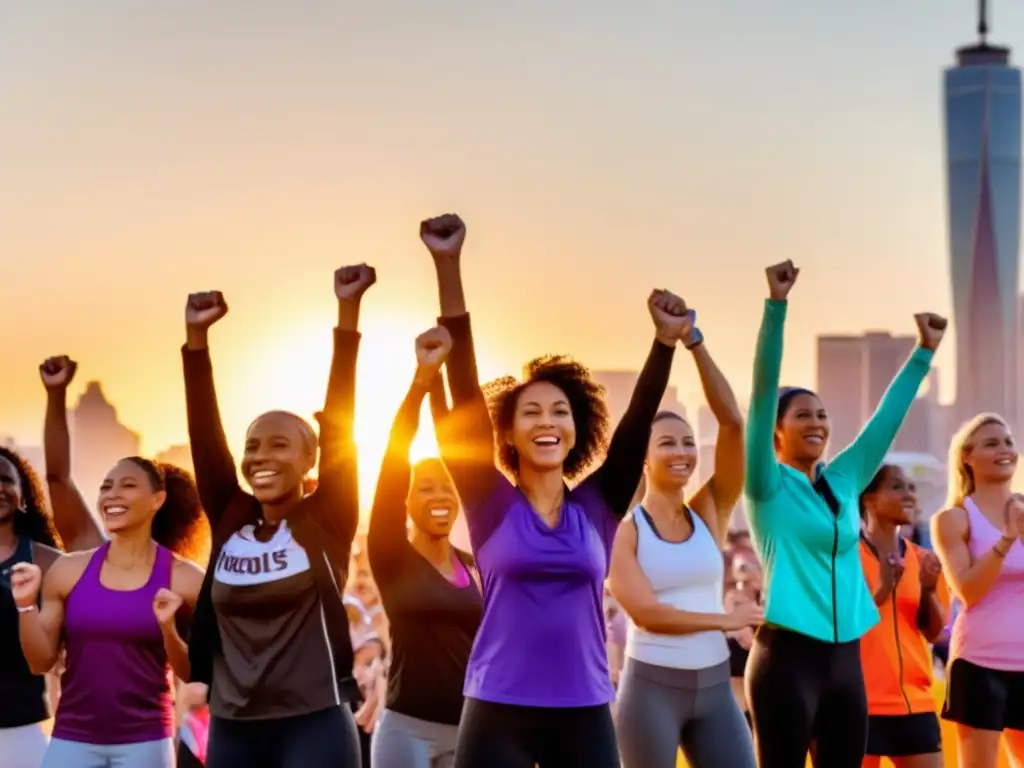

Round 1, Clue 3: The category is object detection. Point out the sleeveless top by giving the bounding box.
[950,497,1024,671]
[625,506,729,669]
[0,536,50,728]
[54,542,176,745]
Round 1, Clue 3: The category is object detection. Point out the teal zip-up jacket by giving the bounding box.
[745,299,934,643]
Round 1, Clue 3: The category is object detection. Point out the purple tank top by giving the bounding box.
[950,498,1024,671]
[53,542,176,745]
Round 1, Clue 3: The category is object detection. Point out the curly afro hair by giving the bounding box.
[484,354,609,482]
[124,457,211,565]
[0,446,62,550]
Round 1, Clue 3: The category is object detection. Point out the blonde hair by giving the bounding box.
[946,412,1010,509]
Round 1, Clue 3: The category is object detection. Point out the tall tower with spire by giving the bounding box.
[944,0,1021,429]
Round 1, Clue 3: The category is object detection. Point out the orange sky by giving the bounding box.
[5,2,1020,505]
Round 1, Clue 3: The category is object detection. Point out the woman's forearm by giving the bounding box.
[691,344,743,428]
[434,261,466,318]
[162,624,191,681]
[917,590,946,643]
[629,604,729,635]
[951,540,1013,607]
[18,611,60,675]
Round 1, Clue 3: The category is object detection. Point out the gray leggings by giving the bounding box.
[41,737,174,768]
[371,709,458,768]
[616,658,755,768]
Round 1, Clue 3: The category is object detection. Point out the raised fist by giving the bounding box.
[648,289,689,346]
[919,551,942,590]
[185,291,228,329]
[10,563,42,609]
[39,356,78,390]
[724,600,764,631]
[420,214,466,260]
[152,588,184,629]
[913,313,948,352]
[415,326,453,369]
[335,264,377,302]
[765,260,799,301]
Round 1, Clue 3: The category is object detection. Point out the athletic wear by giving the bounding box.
[43,737,174,767]
[367,379,483,726]
[211,521,340,719]
[949,497,1024,671]
[865,713,942,757]
[453,698,619,768]
[944,658,1024,731]
[54,542,175,745]
[616,658,754,768]
[205,706,360,768]
[438,312,674,708]
[859,536,943,716]
[745,299,932,643]
[624,507,728,669]
[372,709,459,768]
[182,328,363,723]
[727,636,750,678]
[0,721,49,768]
[0,535,50,729]
[745,625,867,768]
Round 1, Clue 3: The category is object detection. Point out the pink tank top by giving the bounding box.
[950,497,1024,671]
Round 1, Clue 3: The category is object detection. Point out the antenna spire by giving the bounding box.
[978,0,989,43]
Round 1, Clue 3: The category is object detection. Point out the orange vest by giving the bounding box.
[859,539,947,716]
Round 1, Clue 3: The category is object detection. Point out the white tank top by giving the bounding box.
[625,505,729,669]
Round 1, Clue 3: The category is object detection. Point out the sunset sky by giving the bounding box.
[3,2,1022,502]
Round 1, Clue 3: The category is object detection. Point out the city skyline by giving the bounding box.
[944,1,1023,427]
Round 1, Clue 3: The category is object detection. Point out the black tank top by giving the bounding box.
[0,536,50,727]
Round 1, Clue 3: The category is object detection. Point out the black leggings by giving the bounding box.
[207,705,361,768]
[454,698,619,768]
[745,625,867,768]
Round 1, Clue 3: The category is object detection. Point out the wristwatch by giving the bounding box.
[685,327,704,351]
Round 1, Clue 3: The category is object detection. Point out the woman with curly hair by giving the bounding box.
[180,265,373,768]
[0,444,64,768]
[419,213,686,768]
[12,451,208,768]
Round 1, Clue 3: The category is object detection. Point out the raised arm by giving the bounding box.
[368,328,451,578]
[421,214,507,520]
[745,261,798,504]
[39,356,103,551]
[181,292,239,526]
[683,322,745,541]
[828,314,945,492]
[588,290,681,518]
[310,264,374,556]
[609,519,763,635]
[932,502,1021,608]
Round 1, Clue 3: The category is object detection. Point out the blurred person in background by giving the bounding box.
[610,307,757,768]
[723,586,758,730]
[345,593,387,768]
[858,464,946,767]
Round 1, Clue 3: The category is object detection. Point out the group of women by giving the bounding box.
[0,214,1022,768]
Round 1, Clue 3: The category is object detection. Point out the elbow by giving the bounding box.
[629,606,669,634]
[26,652,57,677]
[718,411,745,432]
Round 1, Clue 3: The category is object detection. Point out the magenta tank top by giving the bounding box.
[53,542,176,745]
[950,497,1024,671]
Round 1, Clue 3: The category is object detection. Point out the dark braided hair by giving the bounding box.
[484,354,609,481]
[0,446,62,550]
[123,457,210,564]
[858,464,895,520]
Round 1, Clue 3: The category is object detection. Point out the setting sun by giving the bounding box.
[233,311,502,524]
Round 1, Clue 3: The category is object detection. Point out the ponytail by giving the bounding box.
[125,457,211,564]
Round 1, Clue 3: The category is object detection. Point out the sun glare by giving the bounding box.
[238,313,498,523]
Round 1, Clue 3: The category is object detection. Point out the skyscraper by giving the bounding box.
[944,1,1022,427]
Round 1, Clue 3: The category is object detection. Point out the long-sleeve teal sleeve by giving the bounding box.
[826,346,934,494]
[745,299,787,503]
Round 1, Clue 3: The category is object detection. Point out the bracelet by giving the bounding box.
[16,604,37,614]
[994,538,1013,558]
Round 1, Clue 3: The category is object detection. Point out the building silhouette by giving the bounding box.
[72,382,140,508]
[592,371,686,427]
[154,444,194,476]
[944,1,1022,428]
